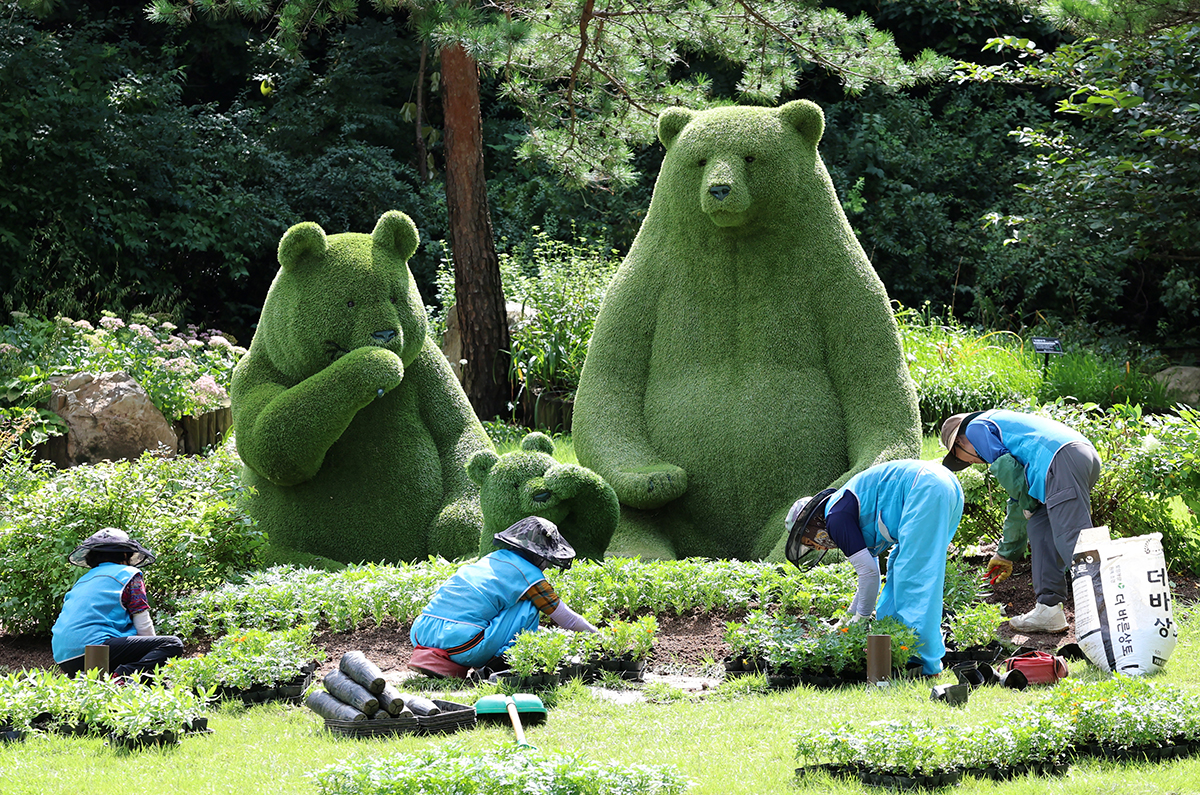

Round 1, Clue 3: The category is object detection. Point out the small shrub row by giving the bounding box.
[0,667,209,743]
[795,676,1200,781]
[312,742,692,795]
[724,611,919,676]
[164,625,321,695]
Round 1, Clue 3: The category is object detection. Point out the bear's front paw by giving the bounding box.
[614,464,687,510]
[343,346,405,397]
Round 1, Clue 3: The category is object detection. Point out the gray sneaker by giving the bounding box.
[1009,602,1068,633]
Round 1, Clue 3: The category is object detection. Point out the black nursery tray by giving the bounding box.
[417,700,476,735]
[215,660,318,705]
[325,712,420,738]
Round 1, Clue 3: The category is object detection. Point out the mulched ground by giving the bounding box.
[4,561,1197,678]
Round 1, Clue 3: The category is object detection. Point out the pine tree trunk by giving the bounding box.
[440,42,511,420]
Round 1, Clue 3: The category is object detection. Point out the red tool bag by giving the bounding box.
[1003,650,1069,685]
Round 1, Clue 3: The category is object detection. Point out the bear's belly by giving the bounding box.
[641,300,851,554]
[248,388,444,563]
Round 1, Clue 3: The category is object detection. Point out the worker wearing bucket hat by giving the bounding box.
[940,409,1101,633]
[786,459,964,675]
[408,516,598,678]
[51,528,183,679]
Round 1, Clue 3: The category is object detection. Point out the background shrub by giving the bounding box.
[0,441,263,635]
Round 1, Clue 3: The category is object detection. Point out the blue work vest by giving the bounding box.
[51,563,139,663]
[417,549,546,631]
[966,409,1092,501]
[827,459,964,557]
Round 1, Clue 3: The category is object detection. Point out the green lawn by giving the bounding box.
[5,609,1200,795]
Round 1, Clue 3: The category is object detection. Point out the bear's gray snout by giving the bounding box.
[371,329,398,343]
[708,184,732,201]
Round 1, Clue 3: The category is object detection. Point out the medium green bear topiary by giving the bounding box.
[231,211,493,567]
[468,432,619,561]
[573,100,921,561]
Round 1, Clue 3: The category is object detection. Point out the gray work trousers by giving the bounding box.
[1028,441,1102,606]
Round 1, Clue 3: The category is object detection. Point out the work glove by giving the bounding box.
[835,611,873,629]
[1022,509,1033,520]
[986,555,1014,584]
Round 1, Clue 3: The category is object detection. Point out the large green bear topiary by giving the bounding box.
[231,211,493,567]
[573,100,921,561]
[468,432,619,562]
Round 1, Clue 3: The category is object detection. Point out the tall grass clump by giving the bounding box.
[896,303,1041,427]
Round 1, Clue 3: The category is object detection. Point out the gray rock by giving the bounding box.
[46,371,177,466]
[1154,365,1200,408]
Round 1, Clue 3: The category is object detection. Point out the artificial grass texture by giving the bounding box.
[469,432,619,561]
[6,615,1200,795]
[230,211,492,566]
[573,100,921,562]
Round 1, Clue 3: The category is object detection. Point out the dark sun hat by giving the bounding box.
[68,528,156,568]
[494,516,576,570]
[784,488,836,568]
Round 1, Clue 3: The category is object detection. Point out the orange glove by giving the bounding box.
[986,555,1013,584]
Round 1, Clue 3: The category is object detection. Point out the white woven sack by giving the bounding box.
[1070,527,1178,675]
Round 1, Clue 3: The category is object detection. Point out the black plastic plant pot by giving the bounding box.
[109,729,180,750]
[930,683,969,706]
[723,655,744,673]
[184,717,209,734]
[999,668,1028,690]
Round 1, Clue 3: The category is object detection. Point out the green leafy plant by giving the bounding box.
[503,628,572,677]
[597,616,659,661]
[946,601,1006,650]
[164,625,320,693]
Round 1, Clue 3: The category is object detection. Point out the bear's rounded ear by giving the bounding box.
[278,221,328,273]
[372,211,420,262]
[520,432,555,455]
[467,449,500,486]
[658,107,695,150]
[780,100,825,147]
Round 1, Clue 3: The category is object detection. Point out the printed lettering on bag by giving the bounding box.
[1150,592,1171,608]
[1155,617,1175,639]
[1148,567,1168,584]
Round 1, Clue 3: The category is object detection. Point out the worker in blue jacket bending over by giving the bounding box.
[940,409,1101,634]
[408,516,597,678]
[785,459,964,676]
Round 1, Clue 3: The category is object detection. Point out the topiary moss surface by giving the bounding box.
[231,211,492,566]
[573,101,921,561]
[469,432,618,561]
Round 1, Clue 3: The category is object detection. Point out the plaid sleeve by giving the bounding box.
[520,579,561,615]
[121,572,150,614]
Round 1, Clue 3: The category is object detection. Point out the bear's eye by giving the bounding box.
[697,158,707,167]
[347,300,355,308]
[744,156,755,164]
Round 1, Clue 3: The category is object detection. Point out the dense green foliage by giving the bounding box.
[0,441,264,635]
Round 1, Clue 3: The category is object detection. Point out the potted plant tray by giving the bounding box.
[416,700,477,735]
[108,729,180,750]
[324,711,420,738]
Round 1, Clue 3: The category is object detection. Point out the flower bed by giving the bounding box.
[163,625,321,704]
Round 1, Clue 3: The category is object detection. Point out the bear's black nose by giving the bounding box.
[531,490,552,503]
[372,329,397,343]
[709,184,731,201]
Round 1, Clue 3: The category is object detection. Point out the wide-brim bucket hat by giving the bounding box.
[68,528,156,568]
[784,488,836,568]
[939,411,984,472]
[494,516,576,570]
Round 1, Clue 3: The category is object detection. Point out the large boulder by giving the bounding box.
[1154,365,1200,407]
[46,372,177,466]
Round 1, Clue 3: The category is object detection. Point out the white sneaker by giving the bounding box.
[1009,602,1068,633]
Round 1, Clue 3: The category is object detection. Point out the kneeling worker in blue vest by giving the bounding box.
[409,516,598,678]
[52,528,184,681]
[786,459,964,676]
